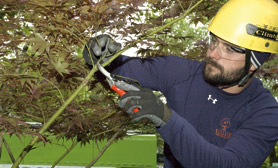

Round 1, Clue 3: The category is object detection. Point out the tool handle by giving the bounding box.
[111,84,126,96]
[111,84,139,113]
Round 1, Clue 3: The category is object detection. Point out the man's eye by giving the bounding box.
[226,46,235,53]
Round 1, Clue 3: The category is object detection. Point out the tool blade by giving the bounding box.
[97,62,112,79]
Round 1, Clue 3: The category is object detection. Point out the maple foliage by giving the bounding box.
[0,0,278,166]
[0,1,121,149]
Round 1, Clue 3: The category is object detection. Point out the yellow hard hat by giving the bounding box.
[208,0,278,54]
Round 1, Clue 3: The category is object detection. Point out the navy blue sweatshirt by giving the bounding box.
[112,55,278,168]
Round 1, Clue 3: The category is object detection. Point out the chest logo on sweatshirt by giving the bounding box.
[215,118,232,139]
[208,95,217,104]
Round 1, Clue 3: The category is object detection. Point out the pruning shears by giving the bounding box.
[97,62,139,113]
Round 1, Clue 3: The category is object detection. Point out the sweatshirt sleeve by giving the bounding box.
[157,108,278,168]
[111,55,196,93]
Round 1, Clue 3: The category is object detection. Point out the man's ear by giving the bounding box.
[250,65,257,72]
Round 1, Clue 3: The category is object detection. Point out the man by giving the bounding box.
[83,0,278,167]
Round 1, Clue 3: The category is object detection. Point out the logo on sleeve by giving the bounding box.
[215,118,232,139]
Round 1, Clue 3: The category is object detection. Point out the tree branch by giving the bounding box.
[51,140,79,168]
[85,128,122,168]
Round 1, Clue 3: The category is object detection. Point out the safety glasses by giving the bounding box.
[208,33,246,61]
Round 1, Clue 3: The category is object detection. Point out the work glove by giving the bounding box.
[117,82,172,127]
[83,34,121,65]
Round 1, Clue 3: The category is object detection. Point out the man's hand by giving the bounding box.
[83,34,121,65]
[117,86,172,127]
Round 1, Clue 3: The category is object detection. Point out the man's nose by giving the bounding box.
[208,46,221,60]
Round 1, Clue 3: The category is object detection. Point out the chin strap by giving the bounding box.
[238,49,254,87]
[237,70,256,87]
[219,49,253,89]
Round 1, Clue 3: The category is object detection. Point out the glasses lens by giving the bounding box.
[208,33,245,61]
[209,34,218,51]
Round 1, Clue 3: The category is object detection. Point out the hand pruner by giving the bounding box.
[96,62,139,113]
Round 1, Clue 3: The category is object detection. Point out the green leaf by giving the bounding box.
[52,57,70,76]
[28,33,50,55]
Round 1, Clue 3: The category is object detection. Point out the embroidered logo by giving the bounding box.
[208,95,217,104]
[215,118,232,139]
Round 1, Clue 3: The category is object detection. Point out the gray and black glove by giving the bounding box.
[118,86,172,128]
[83,34,121,65]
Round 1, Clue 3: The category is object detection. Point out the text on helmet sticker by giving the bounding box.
[246,23,278,41]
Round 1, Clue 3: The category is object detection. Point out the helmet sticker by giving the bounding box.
[246,23,278,42]
[246,24,258,35]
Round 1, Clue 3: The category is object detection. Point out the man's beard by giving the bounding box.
[203,57,246,87]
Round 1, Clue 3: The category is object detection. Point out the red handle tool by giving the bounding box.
[97,62,139,113]
[111,84,139,113]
